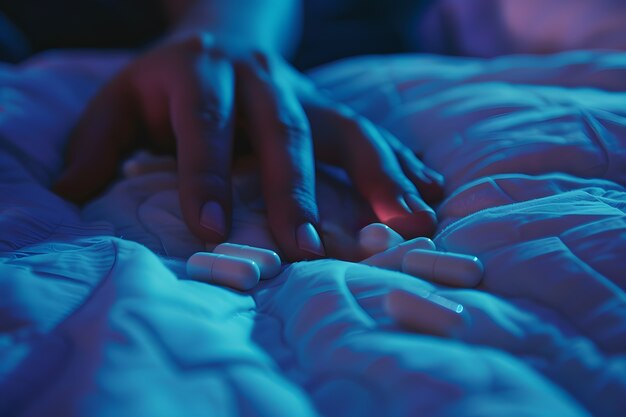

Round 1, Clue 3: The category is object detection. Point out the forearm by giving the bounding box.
[162,0,302,56]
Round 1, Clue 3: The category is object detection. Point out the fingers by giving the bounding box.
[345,117,438,238]
[236,56,324,261]
[379,129,446,205]
[170,48,236,243]
[305,102,439,238]
[53,77,139,204]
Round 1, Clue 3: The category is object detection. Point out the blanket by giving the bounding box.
[1,49,625,417]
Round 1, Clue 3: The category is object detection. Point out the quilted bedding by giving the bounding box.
[1,49,625,417]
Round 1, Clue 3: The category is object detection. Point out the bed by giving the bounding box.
[1,47,625,417]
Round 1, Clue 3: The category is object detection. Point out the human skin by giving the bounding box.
[54,0,444,261]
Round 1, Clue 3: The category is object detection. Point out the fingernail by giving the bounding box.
[404,193,435,216]
[200,201,226,236]
[296,223,325,257]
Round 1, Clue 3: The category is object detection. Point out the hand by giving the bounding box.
[54,33,444,261]
[296,86,445,240]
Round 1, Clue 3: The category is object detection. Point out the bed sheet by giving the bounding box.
[1,50,626,417]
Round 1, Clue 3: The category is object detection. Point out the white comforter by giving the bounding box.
[1,50,625,417]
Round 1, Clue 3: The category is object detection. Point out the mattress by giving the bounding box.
[1,49,625,417]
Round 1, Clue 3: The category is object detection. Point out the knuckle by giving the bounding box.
[290,183,315,205]
[271,186,317,219]
[266,174,314,203]
[274,115,310,141]
[195,104,231,134]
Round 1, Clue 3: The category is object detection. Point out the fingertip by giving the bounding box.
[185,198,231,244]
[276,222,326,262]
[403,192,430,213]
[371,192,438,239]
[177,174,232,244]
[265,195,326,261]
[199,200,227,237]
[387,197,438,239]
[176,178,233,246]
[295,222,326,259]
[424,168,445,188]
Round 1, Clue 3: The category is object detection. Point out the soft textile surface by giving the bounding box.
[414,0,626,56]
[1,50,626,417]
